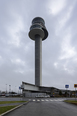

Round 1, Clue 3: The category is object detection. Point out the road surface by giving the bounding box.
[3,98,77,116]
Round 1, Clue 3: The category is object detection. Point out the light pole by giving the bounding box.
[9,85,11,94]
[6,84,7,94]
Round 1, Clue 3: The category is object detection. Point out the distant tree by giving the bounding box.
[65,91,67,97]
[11,91,16,94]
[59,90,62,96]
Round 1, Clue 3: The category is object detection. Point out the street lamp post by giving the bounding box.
[9,85,11,94]
[6,84,7,94]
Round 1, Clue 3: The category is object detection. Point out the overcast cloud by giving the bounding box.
[0,0,77,92]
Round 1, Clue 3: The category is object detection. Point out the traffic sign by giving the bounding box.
[65,85,69,88]
[19,87,21,89]
[74,84,77,88]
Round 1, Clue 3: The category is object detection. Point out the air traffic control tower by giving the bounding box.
[29,17,48,86]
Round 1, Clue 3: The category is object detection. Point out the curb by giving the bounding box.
[0,101,29,116]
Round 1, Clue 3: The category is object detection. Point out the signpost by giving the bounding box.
[65,85,69,89]
[74,84,77,88]
[65,85,69,98]
[19,87,21,90]
[19,87,21,93]
[74,84,77,101]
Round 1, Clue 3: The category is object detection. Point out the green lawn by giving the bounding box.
[64,100,77,105]
[0,105,17,114]
[0,101,27,114]
[0,101,26,104]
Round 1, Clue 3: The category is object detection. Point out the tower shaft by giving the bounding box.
[35,35,42,86]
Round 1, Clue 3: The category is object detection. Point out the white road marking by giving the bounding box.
[58,99,63,101]
[37,99,40,101]
[50,99,53,101]
[41,99,44,101]
[54,99,59,101]
[33,99,35,101]
[31,99,64,102]
[45,99,49,101]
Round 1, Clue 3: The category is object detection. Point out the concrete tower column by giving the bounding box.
[29,17,48,86]
[35,34,42,86]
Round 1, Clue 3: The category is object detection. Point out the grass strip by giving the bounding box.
[64,100,77,105]
[0,105,17,115]
[0,101,26,104]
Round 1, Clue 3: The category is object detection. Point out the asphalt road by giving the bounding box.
[3,98,77,116]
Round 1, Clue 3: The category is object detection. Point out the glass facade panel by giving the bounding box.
[30,24,42,30]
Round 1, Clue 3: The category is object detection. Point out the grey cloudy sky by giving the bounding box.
[0,0,77,92]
